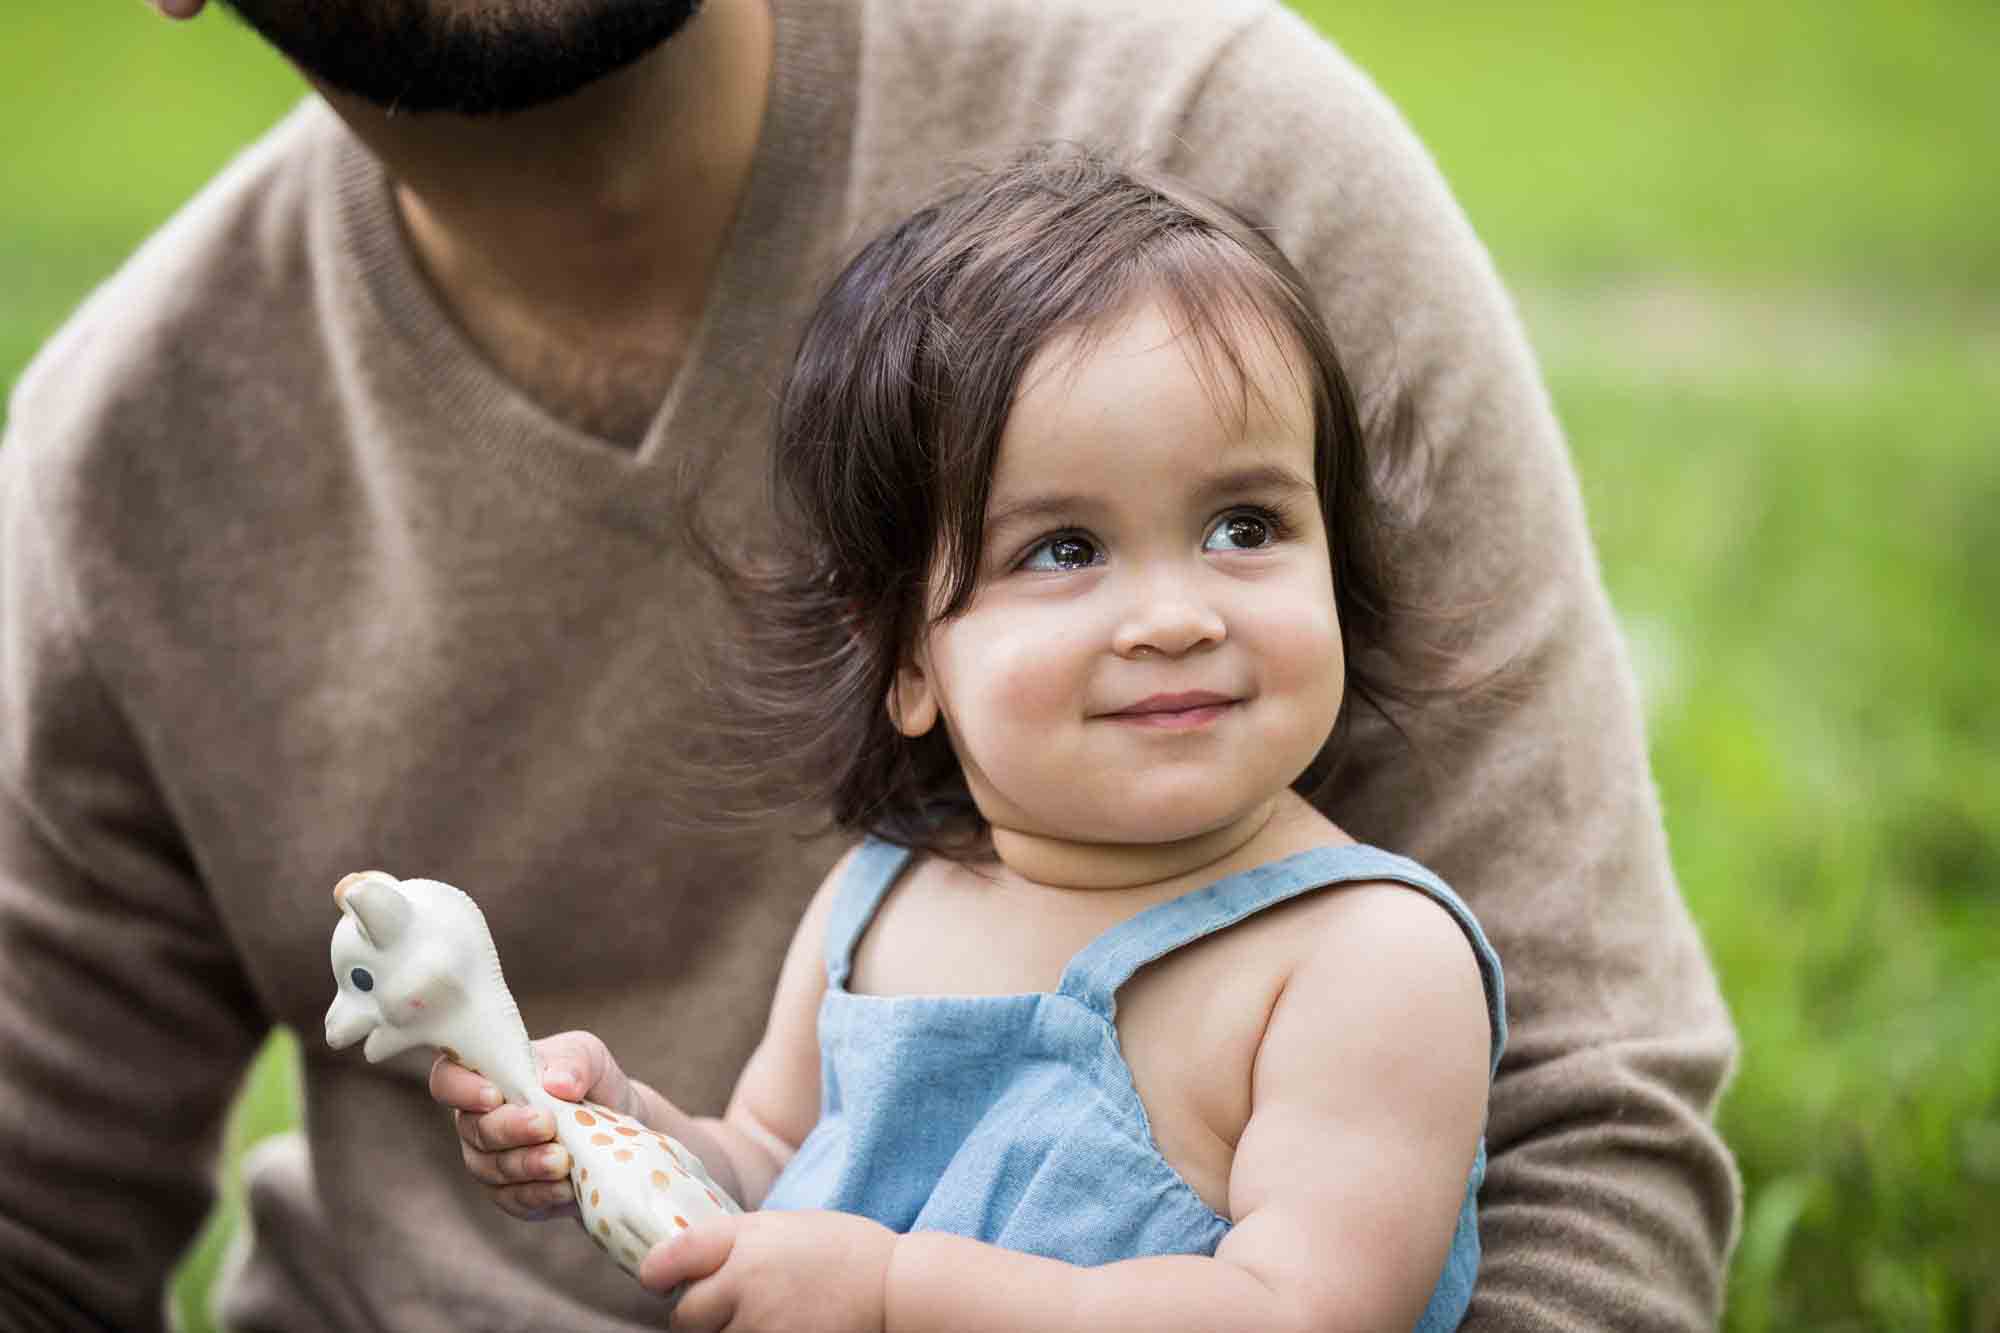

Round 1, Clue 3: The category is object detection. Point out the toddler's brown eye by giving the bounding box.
[1207,513,1274,550]
[1024,534,1101,571]
[1051,537,1095,566]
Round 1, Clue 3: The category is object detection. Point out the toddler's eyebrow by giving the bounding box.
[982,492,1097,538]
[1191,463,1317,506]
[984,464,1316,538]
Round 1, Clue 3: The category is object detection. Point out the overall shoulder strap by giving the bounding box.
[823,838,916,991]
[1056,844,1508,1073]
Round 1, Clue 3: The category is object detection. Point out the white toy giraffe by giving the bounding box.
[323,869,742,1282]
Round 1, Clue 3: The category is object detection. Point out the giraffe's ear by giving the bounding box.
[339,873,413,949]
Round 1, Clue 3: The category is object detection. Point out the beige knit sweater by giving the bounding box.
[0,1,1736,1328]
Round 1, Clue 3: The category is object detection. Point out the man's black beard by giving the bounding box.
[218,0,706,116]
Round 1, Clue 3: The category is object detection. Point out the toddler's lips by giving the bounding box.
[1101,691,1237,729]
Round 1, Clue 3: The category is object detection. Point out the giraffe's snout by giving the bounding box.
[325,992,373,1051]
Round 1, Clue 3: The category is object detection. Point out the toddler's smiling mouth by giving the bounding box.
[1099,691,1238,728]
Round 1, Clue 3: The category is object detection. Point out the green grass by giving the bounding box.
[1320,0,2000,290]
[168,1033,301,1331]
[0,7,303,400]
[5,4,1997,1331]
[1544,338,2000,1331]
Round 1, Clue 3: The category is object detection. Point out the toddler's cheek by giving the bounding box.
[1262,608,1343,696]
[989,660,1076,730]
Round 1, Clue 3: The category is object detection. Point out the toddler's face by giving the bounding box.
[891,297,1344,851]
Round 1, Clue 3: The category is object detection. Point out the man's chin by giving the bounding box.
[217,0,706,117]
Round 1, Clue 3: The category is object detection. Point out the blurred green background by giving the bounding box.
[4,3,1996,1330]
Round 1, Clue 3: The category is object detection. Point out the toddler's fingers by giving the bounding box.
[460,1134,570,1189]
[487,1178,580,1222]
[427,1052,503,1113]
[454,1102,557,1154]
[534,1030,626,1107]
[639,1217,739,1295]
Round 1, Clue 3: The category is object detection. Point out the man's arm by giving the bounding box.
[1169,9,1740,1328]
[0,428,266,1330]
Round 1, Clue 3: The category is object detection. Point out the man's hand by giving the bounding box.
[641,1210,896,1333]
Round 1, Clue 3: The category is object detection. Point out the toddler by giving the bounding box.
[435,147,1504,1333]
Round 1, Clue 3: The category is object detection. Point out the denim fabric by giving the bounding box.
[762,838,1507,1332]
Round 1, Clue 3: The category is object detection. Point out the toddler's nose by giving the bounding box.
[1111,573,1225,658]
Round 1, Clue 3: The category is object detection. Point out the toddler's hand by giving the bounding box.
[428,1029,639,1222]
[641,1210,896,1333]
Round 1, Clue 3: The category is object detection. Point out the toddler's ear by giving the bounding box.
[887,656,939,737]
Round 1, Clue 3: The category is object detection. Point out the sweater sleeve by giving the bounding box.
[1170,11,1740,1329]
[0,409,267,1330]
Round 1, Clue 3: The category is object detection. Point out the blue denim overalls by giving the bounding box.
[762,838,1507,1331]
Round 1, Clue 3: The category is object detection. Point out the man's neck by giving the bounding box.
[318,0,775,443]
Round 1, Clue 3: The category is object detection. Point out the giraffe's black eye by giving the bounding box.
[350,967,375,993]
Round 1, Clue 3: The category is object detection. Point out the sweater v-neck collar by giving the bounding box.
[324,0,859,536]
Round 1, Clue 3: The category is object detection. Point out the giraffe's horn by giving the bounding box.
[339,873,413,948]
[333,870,391,908]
